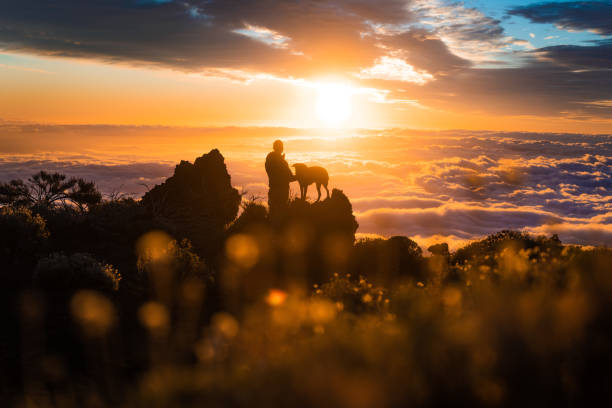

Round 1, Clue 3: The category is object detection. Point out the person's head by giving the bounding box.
[273,139,284,154]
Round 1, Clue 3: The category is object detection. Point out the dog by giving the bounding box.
[292,163,330,202]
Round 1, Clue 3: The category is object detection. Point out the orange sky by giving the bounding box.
[1,52,611,133]
[1,1,611,132]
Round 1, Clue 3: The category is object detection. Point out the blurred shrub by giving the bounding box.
[0,206,49,273]
[351,236,425,286]
[428,242,449,257]
[452,230,562,266]
[34,252,120,296]
[227,201,269,235]
[137,237,210,284]
[315,273,389,314]
[129,238,612,408]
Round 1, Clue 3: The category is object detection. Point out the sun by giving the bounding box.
[315,82,352,126]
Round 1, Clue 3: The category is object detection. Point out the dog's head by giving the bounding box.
[292,163,307,172]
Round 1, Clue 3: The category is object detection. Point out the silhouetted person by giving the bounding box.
[265,140,294,221]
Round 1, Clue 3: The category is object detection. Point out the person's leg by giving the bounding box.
[269,184,289,226]
[281,183,289,204]
[268,186,275,212]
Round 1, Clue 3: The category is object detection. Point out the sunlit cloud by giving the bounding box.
[410,0,510,63]
[233,24,292,50]
[0,62,52,74]
[358,56,434,84]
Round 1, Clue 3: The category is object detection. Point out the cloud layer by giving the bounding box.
[1,125,610,249]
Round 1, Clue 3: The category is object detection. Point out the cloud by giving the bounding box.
[1,125,609,247]
[356,204,554,238]
[410,0,508,62]
[379,29,472,73]
[0,157,173,198]
[392,61,612,118]
[509,1,612,36]
[1,1,611,119]
[0,0,413,78]
[533,40,612,69]
[358,56,434,84]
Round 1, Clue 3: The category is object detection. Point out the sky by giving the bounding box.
[0,1,611,247]
[0,0,611,131]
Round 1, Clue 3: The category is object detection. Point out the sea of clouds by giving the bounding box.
[1,126,610,249]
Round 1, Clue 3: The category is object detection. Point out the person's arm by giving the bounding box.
[285,162,295,181]
[265,154,273,177]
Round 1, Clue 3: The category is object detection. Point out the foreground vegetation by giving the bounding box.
[1,150,611,407]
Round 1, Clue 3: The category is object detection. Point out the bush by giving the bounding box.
[227,201,269,235]
[351,236,424,286]
[0,206,49,270]
[137,237,211,285]
[34,252,120,295]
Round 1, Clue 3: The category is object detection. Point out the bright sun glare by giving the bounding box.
[315,83,352,126]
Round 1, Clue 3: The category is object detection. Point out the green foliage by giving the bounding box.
[34,252,121,294]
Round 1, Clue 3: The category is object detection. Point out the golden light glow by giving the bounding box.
[225,233,260,269]
[266,289,287,306]
[315,82,352,126]
[136,230,172,262]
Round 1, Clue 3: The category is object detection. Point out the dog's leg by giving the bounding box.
[316,183,321,202]
[324,183,329,200]
[303,184,308,201]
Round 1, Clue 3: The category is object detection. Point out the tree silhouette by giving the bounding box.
[0,170,102,211]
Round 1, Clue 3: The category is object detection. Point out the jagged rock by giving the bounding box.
[142,149,240,257]
[286,189,358,243]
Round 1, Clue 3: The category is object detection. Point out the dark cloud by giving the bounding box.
[0,0,416,77]
[0,1,294,72]
[508,1,612,36]
[382,29,471,73]
[366,60,612,118]
[534,40,612,69]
